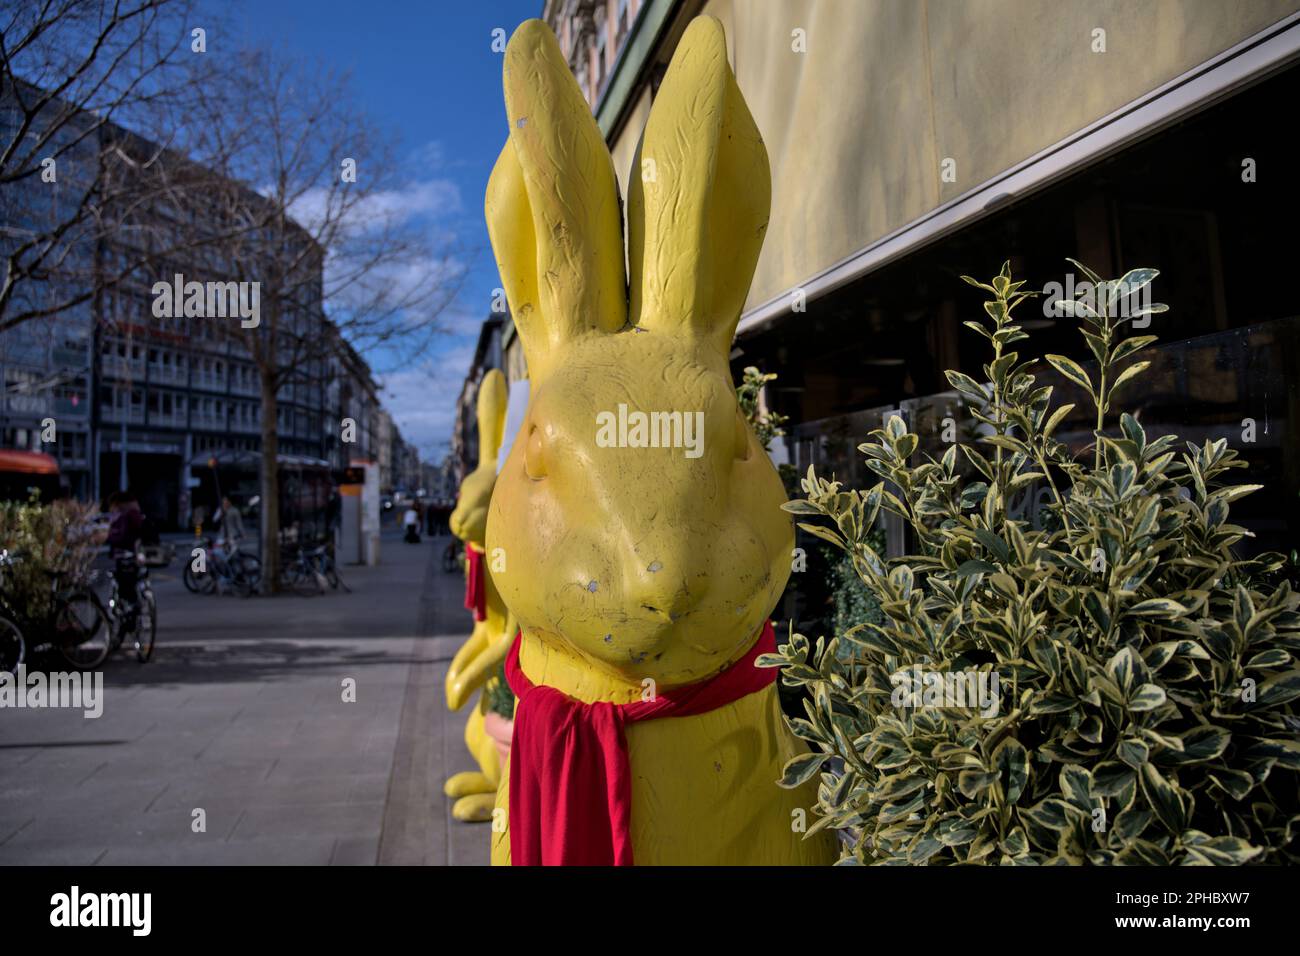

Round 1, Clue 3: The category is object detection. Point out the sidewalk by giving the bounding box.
[0,529,491,865]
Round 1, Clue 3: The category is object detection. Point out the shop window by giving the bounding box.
[753,60,1300,559]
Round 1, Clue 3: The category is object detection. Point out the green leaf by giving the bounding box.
[957,770,999,798]
[876,772,929,802]
[1022,797,1074,832]
[1059,765,1093,811]
[778,752,828,789]
[1139,763,1186,832]
[1042,403,1075,439]
[1119,737,1150,769]
[1065,258,1103,285]
[1052,299,1099,320]
[936,815,979,847]
[1045,354,1094,393]
[1109,268,1159,308]
[1117,840,1170,865]
[994,738,1029,805]
[999,826,1029,858]
[961,275,997,293]
[1083,591,1111,634]
[1164,726,1230,766]
[1128,303,1169,318]
[1106,646,1141,693]
[1182,835,1263,866]
[1109,360,1151,395]
[1257,669,1300,708]
[1113,806,1152,842]
[1128,683,1167,712]
[972,529,1010,563]
[1245,649,1291,669]
[1126,598,1188,619]
[1093,762,1135,797]
[797,522,846,550]
[1111,335,1158,362]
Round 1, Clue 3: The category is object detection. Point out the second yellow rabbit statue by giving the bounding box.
[444,368,515,823]
[483,16,835,864]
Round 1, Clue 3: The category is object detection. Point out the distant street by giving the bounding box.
[0,528,491,866]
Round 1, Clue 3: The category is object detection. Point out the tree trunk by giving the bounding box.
[260,372,281,593]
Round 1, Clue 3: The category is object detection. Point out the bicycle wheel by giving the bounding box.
[54,589,112,671]
[289,563,324,597]
[326,565,350,593]
[183,561,215,595]
[134,589,157,663]
[240,554,263,595]
[0,612,25,675]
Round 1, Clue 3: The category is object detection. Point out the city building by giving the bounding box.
[544,0,644,111]
[451,312,507,485]
[326,332,382,473]
[1,83,414,528]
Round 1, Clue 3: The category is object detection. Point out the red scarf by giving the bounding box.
[504,621,777,866]
[463,543,487,622]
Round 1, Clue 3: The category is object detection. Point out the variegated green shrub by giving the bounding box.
[765,260,1300,865]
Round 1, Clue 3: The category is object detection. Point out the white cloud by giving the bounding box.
[287,176,462,240]
[378,346,473,460]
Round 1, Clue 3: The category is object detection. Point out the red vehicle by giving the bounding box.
[0,450,62,503]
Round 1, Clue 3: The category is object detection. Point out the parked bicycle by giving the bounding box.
[0,548,113,672]
[107,550,157,663]
[307,543,349,593]
[184,536,262,597]
[279,545,329,596]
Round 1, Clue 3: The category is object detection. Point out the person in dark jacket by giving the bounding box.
[106,491,144,607]
[106,491,145,552]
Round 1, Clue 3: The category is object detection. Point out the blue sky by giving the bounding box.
[224,0,542,461]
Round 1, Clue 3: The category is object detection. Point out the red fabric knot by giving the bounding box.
[504,621,778,866]
[463,543,487,623]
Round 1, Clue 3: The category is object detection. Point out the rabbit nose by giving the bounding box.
[627,557,704,622]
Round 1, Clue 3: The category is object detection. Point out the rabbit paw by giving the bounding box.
[443,771,494,798]
[451,793,497,823]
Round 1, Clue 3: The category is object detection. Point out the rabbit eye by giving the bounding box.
[734,409,753,462]
[524,424,548,480]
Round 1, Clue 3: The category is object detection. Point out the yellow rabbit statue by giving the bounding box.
[483,16,835,865]
[444,368,515,823]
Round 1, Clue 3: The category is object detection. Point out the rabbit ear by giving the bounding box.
[627,16,770,355]
[476,369,508,469]
[485,19,627,381]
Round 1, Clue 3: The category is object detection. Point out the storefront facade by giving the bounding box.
[574,1,1300,572]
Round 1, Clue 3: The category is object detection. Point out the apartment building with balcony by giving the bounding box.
[545,0,643,109]
[84,125,334,527]
[2,85,397,527]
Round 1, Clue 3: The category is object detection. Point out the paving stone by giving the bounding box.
[0,529,487,865]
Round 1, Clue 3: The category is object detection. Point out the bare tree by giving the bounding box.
[0,0,198,332]
[164,50,465,589]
